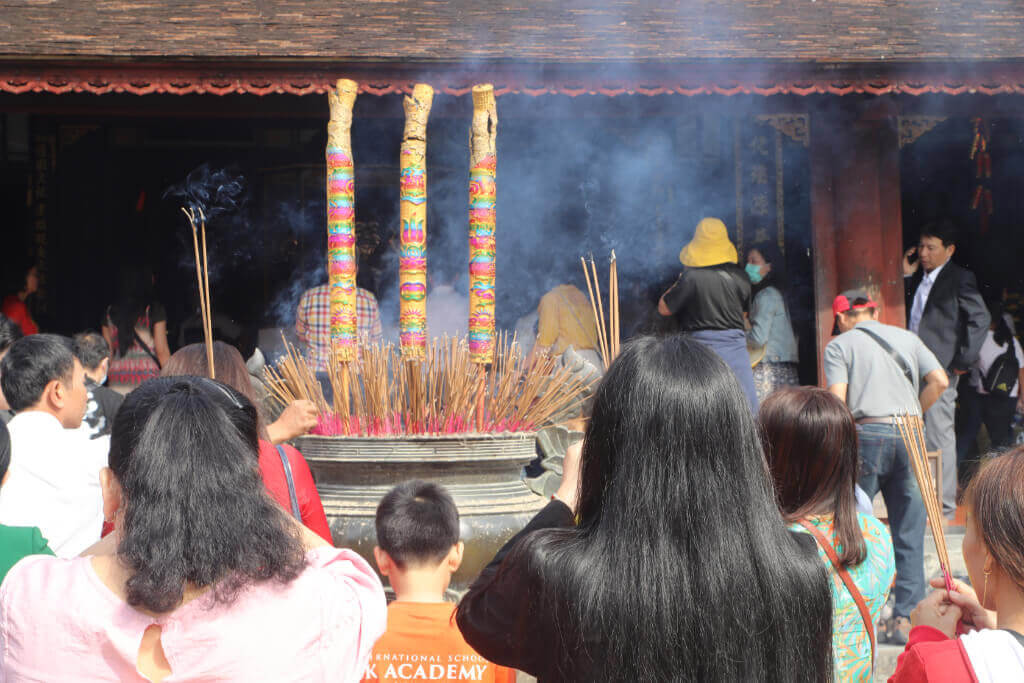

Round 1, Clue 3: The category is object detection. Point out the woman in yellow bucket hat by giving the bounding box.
[658,217,759,410]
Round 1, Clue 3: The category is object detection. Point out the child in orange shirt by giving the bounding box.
[362,481,514,683]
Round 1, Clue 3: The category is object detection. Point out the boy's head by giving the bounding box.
[0,334,88,429]
[72,331,112,384]
[374,480,463,593]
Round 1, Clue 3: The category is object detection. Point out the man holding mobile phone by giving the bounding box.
[903,221,989,520]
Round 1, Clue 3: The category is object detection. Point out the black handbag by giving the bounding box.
[275,445,302,519]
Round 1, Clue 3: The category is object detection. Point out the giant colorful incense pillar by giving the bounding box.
[326,79,359,362]
[468,84,497,365]
[399,84,434,359]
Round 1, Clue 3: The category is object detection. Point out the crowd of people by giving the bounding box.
[0,214,1020,681]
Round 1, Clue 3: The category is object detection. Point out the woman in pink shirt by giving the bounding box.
[0,376,386,682]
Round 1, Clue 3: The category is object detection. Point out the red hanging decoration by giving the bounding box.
[969,117,993,235]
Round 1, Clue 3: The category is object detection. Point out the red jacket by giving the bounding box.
[889,626,980,683]
[1,296,37,335]
[257,440,333,543]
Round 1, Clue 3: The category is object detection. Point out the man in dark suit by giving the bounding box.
[904,221,990,518]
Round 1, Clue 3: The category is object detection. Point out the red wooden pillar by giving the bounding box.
[810,104,905,385]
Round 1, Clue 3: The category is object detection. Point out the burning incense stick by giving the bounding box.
[198,208,214,376]
[895,412,954,592]
[468,84,497,366]
[399,84,433,359]
[326,78,359,364]
[181,206,215,379]
[610,251,620,360]
[398,84,433,430]
[326,79,359,435]
[580,256,608,369]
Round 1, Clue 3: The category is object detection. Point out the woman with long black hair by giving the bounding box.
[456,334,833,682]
[0,376,385,680]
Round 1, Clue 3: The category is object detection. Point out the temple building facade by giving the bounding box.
[1,1,1023,382]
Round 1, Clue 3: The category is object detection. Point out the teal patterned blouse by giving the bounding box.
[790,513,895,682]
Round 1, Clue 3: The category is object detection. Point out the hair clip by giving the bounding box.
[200,377,243,409]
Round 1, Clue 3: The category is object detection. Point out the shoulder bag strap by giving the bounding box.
[131,329,161,366]
[1001,629,1024,649]
[275,445,303,520]
[856,327,915,387]
[797,518,876,667]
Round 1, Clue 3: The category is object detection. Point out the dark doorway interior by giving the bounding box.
[901,116,1024,322]
[2,91,817,382]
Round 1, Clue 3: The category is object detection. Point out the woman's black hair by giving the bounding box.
[490,335,832,681]
[108,267,156,358]
[748,241,788,296]
[989,301,1014,348]
[0,314,23,354]
[0,420,10,482]
[109,376,306,613]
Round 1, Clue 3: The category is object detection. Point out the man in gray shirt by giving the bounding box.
[824,289,948,645]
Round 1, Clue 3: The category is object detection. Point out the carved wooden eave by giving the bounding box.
[4,62,1024,98]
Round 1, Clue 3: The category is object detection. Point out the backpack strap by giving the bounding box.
[275,445,303,520]
[797,518,876,667]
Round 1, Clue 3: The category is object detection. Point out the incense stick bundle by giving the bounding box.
[895,412,954,592]
[580,253,621,370]
[269,335,593,437]
[181,206,215,379]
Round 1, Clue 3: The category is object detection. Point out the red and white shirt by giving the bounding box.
[889,625,1024,683]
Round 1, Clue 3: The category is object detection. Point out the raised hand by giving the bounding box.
[903,247,920,276]
[930,576,997,632]
[267,399,319,444]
